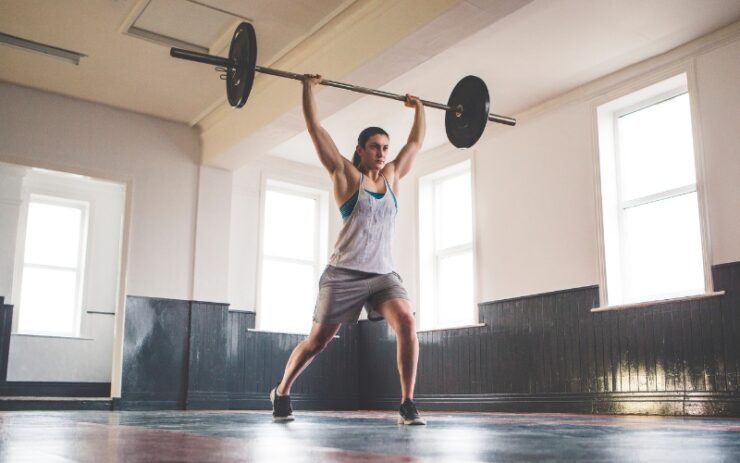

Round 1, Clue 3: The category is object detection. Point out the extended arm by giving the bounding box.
[388,95,425,179]
[302,76,346,174]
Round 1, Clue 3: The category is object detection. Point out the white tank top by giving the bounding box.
[329,173,396,274]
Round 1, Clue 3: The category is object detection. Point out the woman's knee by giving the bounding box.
[304,334,333,355]
[394,310,417,339]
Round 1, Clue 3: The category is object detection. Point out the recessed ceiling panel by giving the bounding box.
[128,0,248,52]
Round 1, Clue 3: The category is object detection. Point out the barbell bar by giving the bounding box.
[170,22,516,148]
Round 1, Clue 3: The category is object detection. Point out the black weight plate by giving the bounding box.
[227,22,257,108]
[445,75,490,148]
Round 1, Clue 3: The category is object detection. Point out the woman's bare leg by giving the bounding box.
[277,322,341,395]
[374,299,418,401]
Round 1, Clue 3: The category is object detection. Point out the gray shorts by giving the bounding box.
[313,265,410,324]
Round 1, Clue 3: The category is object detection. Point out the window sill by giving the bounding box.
[417,323,486,333]
[590,291,725,313]
[11,333,94,341]
[247,328,339,339]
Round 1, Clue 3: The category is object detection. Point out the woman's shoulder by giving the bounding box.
[381,164,399,182]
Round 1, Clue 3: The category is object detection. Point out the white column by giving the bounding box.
[192,165,234,303]
[0,163,29,300]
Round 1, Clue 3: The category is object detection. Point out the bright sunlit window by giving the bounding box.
[596,73,707,306]
[257,179,328,334]
[17,195,89,337]
[419,160,475,330]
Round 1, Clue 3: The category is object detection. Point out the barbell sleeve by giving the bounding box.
[488,114,516,126]
[170,48,231,68]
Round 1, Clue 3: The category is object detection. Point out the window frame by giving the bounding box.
[418,159,477,331]
[592,67,714,308]
[14,193,90,338]
[255,177,328,334]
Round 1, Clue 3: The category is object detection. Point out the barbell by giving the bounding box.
[170,22,516,148]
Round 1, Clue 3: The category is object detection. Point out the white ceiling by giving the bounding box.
[0,0,353,125]
[1,0,739,169]
[269,0,740,166]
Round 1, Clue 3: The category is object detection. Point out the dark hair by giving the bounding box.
[352,126,389,167]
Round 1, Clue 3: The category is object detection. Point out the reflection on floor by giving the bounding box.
[1,410,739,462]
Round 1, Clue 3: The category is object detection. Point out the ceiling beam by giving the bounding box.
[199,0,463,169]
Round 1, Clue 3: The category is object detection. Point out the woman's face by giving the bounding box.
[357,134,390,170]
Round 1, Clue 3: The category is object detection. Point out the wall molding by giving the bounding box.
[481,284,599,306]
[712,260,740,270]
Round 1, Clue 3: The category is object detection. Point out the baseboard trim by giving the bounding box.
[119,391,359,411]
[117,399,185,410]
[0,381,111,397]
[229,391,358,411]
[0,396,112,411]
[186,391,230,410]
[362,392,740,416]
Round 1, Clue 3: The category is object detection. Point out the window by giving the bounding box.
[17,195,89,337]
[257,179,328,334]
[596,73,708,306]
[419,160,475,330]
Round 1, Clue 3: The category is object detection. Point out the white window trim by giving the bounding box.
[590,62,714,309]
[255,175,328,334]
[14,193,90,338]
[613,88,700,305]
[591,290,724,314]
[418,156,478,331]
[620,184,696,210]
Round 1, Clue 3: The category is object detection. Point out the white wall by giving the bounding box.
[694,39,740,265]
[393,31,740,305]
[474,102,600,302]
[394,111,599,314]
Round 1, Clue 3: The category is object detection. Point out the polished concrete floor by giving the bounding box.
[0,410,739,462]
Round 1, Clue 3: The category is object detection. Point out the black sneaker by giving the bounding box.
[399,398,426,425]
[270,384,295,422]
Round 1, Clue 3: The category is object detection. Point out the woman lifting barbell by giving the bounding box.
[270,74,427,426]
